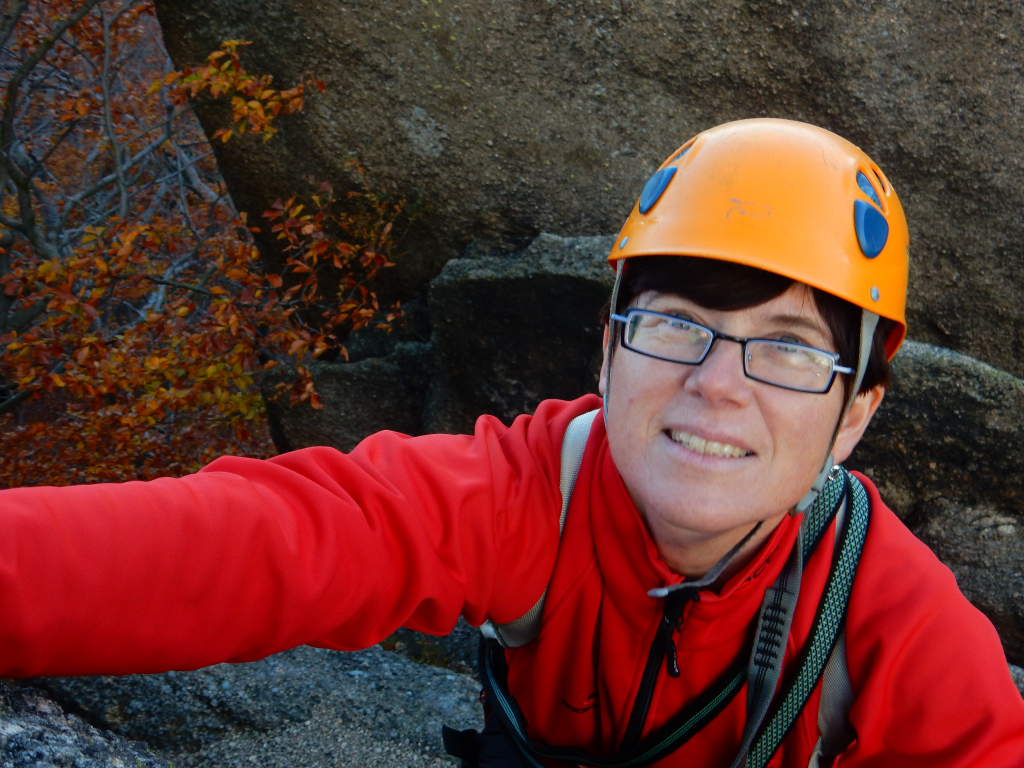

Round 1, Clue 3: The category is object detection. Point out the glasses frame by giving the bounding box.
[610,308,853,395]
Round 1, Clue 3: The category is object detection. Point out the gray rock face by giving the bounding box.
[264,233,612,446]
[850,342,1024,517]
[426,233,614,433]
[8,650,1023,768]
[848,341,1024,663]
[25,645,480,767]
[264,341,433,453]
[0,684,178,767]
[151,0,1024,377]
[1011,664,1024,695]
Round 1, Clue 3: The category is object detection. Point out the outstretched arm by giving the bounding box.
[0,397,596,677]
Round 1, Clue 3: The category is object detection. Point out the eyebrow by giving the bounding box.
[640,297,831,340]
[644,299,827,333]
[760,313,828,334]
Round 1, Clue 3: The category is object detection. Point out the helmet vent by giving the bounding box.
[854,200,889,258]
[638,166,677,214]
[870,165,891,196]
[856,171,881,207]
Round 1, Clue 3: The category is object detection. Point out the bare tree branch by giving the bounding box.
[141,275,220,298]
[0,0,104,216]
[100,6,130,220]
[11,165,59,259]
[0,385,32,416]
[1,0,105,157]
[56,110,173,231]
[0,0,29,56]
[0,360,66,417]
[0,297,45,335]
[25,117,81,177]
[174,141,220,204]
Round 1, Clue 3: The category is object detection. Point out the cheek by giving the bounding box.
[611,355,681,417]
[760,390,844,473]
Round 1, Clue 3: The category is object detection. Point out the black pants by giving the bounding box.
[442,704,531,768]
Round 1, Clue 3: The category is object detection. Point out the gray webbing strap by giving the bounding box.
[745,472,869,768]
[602,259,625,423]
[796,310,878,514]
[728,527,804,768]
[807,631,856,767]
[480,409,599,648]
[807,493,857,767]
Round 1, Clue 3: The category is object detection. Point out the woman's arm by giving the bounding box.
[0,396,598,677]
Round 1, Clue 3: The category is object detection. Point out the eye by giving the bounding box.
[773,334,804,346]
[666,313,694,327]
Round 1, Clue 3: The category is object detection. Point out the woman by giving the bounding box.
[2,119,1022,766]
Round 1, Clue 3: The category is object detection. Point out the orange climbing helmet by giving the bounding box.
[609,119,909,360]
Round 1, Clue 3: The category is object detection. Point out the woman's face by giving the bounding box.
[599,283,880,559]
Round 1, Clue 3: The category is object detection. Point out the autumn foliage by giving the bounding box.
[0,0,404,487]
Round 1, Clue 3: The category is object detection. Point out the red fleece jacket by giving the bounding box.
[1,396,1022,766]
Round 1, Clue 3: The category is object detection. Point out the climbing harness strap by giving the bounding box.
[472,410,870,768]
[480,409,597,648]
[746,472,869,768]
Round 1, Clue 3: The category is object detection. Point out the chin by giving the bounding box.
[647,494,766,536]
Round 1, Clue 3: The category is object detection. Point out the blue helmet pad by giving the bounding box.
[854,199,889,258]
[638,166,677,214]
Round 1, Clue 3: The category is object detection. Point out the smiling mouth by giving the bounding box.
[669,430,752,458]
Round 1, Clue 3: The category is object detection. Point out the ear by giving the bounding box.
[832,386,885,463]
[598,324,611,396]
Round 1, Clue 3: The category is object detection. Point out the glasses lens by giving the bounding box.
[745,341,836,392]
[625,311,712,362]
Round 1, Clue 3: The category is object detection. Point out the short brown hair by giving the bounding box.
[600,256,894,397]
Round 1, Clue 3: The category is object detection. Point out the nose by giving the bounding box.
[682,337,752,404]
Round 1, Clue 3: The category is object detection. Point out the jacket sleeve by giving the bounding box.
[842,476,1024,767]
[0,396,599,678]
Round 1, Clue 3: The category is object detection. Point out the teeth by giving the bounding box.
[670,430,750,458]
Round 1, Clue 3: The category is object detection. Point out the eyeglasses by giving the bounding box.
[610,309,852,394]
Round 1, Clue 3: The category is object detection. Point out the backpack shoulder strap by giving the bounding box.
[480,408,599,648]
[808,630,856,767]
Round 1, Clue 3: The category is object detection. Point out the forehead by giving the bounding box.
[638,284,834,342]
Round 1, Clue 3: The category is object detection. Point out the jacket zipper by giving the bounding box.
[621,588,699,748]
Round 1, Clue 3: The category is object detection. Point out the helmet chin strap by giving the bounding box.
[602,259,625,423]
[794,308,878,514]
